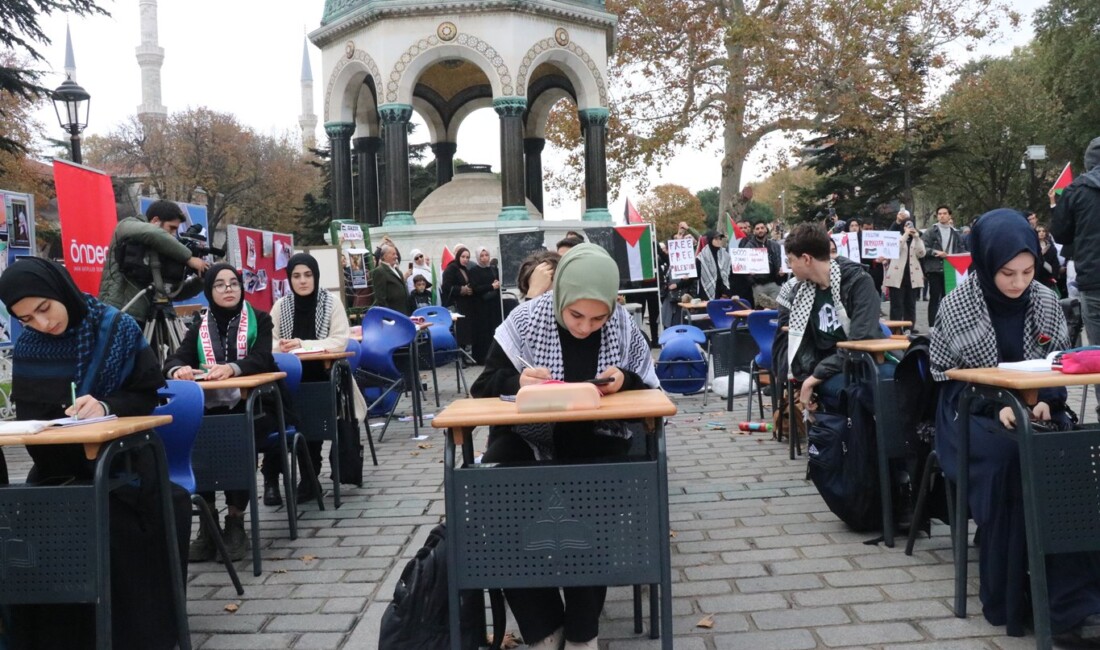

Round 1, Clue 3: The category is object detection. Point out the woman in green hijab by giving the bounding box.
[470,243,659,650]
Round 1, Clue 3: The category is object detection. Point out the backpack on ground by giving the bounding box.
[806,382,882,532]
[379,523,505,650]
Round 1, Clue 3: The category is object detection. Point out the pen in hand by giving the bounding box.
[70,382,79,421]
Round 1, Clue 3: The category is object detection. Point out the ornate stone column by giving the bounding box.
[431,141,457,187]
[579,107,611,221]
[324,121,355,221]
[494,97,528,221]
[353,136,381,226]
[378,103,415,225]
[524,137,545,216]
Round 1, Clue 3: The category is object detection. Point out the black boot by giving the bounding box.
[297,477,318,502]
[189,511,219,563]
[223,513,248,562]
[263,478,282,506]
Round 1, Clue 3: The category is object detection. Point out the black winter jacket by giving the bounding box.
[1053,138,1100,291]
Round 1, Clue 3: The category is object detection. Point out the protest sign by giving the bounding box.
[667,238,698,279]
[730,248,770,274]
[859,230,900,259]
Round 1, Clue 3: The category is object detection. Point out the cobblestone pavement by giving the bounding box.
[4,302,1087,648]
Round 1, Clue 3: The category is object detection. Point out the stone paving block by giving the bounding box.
[757,604,855,632]
[767,557,854,576]
[322,597,368,614]
[792,586,885,607]
[696,592,790,613]
[200,633,297,649]
[817,622,925,646]
[188,615,269,634]
[852,600,954,622]
[265,614,356,633]
[920,615,1013,639]
[712,629,818,649]
[293,632,348,648]
[736,573,825,593]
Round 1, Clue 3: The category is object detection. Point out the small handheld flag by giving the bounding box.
[1051,163,1073,196]
[624,199,644,224]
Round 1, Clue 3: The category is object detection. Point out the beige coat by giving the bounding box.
[884,232,926,289]
[271,291,367,420]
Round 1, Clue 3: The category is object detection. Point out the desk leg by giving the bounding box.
[444,430,462,650]
[656,422,673,649]
[148,434,192,650]
[853,352,895,549]
[408,342,422,438]
[329,362,343,509]
[954,387,972,618]
[93,441,115,648]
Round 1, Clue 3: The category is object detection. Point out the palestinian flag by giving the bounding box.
[624,198,644,224]
[612,224,655,282]
[435,246,453,305]
[944,253,972,294]
[724,213,747,244]
[431,261,440,305]
[1052,162,1073,196]
[440,246,454,270]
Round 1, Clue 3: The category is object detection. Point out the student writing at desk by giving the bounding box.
[931,209,1100,644]
[0,258,186,649]
[269,252,365,505]
[164,263,297,562]
[470,244,659,650]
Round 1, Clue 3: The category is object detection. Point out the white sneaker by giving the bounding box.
[528,627,564,649]
[564,638,598,649]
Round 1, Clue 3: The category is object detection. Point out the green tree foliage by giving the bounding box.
[742,201,775,225]
[0,0,107,159]
[696,187,719,230]
[921,52,1061,219]
[1033,0,1100,163]
[298,147,332,246]
[638,184,705,242]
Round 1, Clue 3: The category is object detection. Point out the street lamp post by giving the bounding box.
[51,76,90,164]
[1024,145,1047,212]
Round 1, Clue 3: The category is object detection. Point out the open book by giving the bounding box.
[997,350,1062,373]
[0,414,118,435]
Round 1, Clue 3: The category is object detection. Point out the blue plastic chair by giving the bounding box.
[879,321,893,337]
[745,310,779,419]
[269,353,325,514]
[359,307,417,441]
[705,298,737,332]
[656,335,709,404]
[658,324,707,347]
[345,338,362,370]
[413,306,469,402]
[155,380,244,595]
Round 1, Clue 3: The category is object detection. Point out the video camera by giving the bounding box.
[178,223,225,259]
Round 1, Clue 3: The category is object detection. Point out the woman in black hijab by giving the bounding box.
[164,263,287,562]
[696,230,734,301]
[0,258,185,650]
[930,210,1100,642]
[441,245,475,351]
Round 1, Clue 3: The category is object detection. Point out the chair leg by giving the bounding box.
[746,363,757,421]
[430,358,441,408]
[364,418,379,466]
[193,495,244,595]
[756,377,765,420]
[905,450,939,556]
[293,433,325,512]
[649,582,659,639]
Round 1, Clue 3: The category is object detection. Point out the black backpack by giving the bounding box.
[806,382,882,531]
[379,523,505,650]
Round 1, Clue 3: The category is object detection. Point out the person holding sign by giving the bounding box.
[738,222,786,308]
[884,219,926,328]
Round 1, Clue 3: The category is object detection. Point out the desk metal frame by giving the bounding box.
[0,430,190,649]
[297,357,366,509]
[441,420,674,650]
[192,383,292,576]
[955,383,1100,650]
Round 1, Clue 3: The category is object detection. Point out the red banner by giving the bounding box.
[53,160,117,294]
[234,225,293,312]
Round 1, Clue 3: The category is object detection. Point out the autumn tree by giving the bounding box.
[1,0,106,160]
[548,0,1014,218]
[750,167,819,224]
[638,184,705,241]
[0,51,52,207]
[85,107,318,236]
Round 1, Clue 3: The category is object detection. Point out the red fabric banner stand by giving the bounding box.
[53,160,118,294]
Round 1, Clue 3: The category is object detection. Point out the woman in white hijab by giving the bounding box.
[405,248,434,296]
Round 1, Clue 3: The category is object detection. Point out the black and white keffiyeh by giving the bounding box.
[697,246,732,300]
[930,274,1066,381]
[494,292,659,459]
[276,289,335,341]
[785,260,848,369]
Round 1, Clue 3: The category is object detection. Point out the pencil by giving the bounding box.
[70,382,79,420]
[515,355,535,370]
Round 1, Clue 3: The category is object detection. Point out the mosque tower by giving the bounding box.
[63,23,76,81]
[135,0,166,119]
[298,36,318,151]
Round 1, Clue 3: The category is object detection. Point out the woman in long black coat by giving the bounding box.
[468,246,502,363]
[441,245,474,350]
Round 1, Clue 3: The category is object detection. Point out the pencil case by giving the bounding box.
[515,382,601,413]
[1057,349,1100,374]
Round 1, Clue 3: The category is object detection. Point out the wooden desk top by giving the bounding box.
[837,339,911,353]
[945,367,1100,391]
[196,371,287,391]
[433,389,677,432]
[678,301,709,310]
[882,320,913,329]
[0,415,172,460]
[727,309,755,318]
[293,350,355,362]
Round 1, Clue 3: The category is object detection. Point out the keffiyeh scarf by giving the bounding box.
[785,260,849,369]
[697,247,732,300]
[494,292,659,459]
[276,289,334,341]
[930,275,1066,381]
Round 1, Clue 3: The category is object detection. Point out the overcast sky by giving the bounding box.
[29,0,1048,220]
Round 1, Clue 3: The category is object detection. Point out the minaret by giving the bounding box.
[136,0,166,119]
[64,23,76,82]
[298,35,318,151]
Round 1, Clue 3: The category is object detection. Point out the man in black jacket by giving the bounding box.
[1052,136,1100,402]
[921,204,967,328]
[370,244,411,315]
[739,221,786,308]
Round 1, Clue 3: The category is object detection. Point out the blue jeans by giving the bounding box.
[817,361,897,412]
[1078,288,1100,402]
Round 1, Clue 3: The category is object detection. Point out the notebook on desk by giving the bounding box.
[0,414,118,435]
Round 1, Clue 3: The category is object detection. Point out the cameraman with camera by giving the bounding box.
[99,200,210,327]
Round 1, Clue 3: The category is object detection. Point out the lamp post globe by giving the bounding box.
[51,77,90,164]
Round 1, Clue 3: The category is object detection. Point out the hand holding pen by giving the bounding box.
[516,355,551,387]
[65,382,105,420]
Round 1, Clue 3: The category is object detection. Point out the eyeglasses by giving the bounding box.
[415,255,424,260]
[213,281,241,292]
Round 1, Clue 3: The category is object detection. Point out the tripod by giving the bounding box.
[143,297,191,365]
